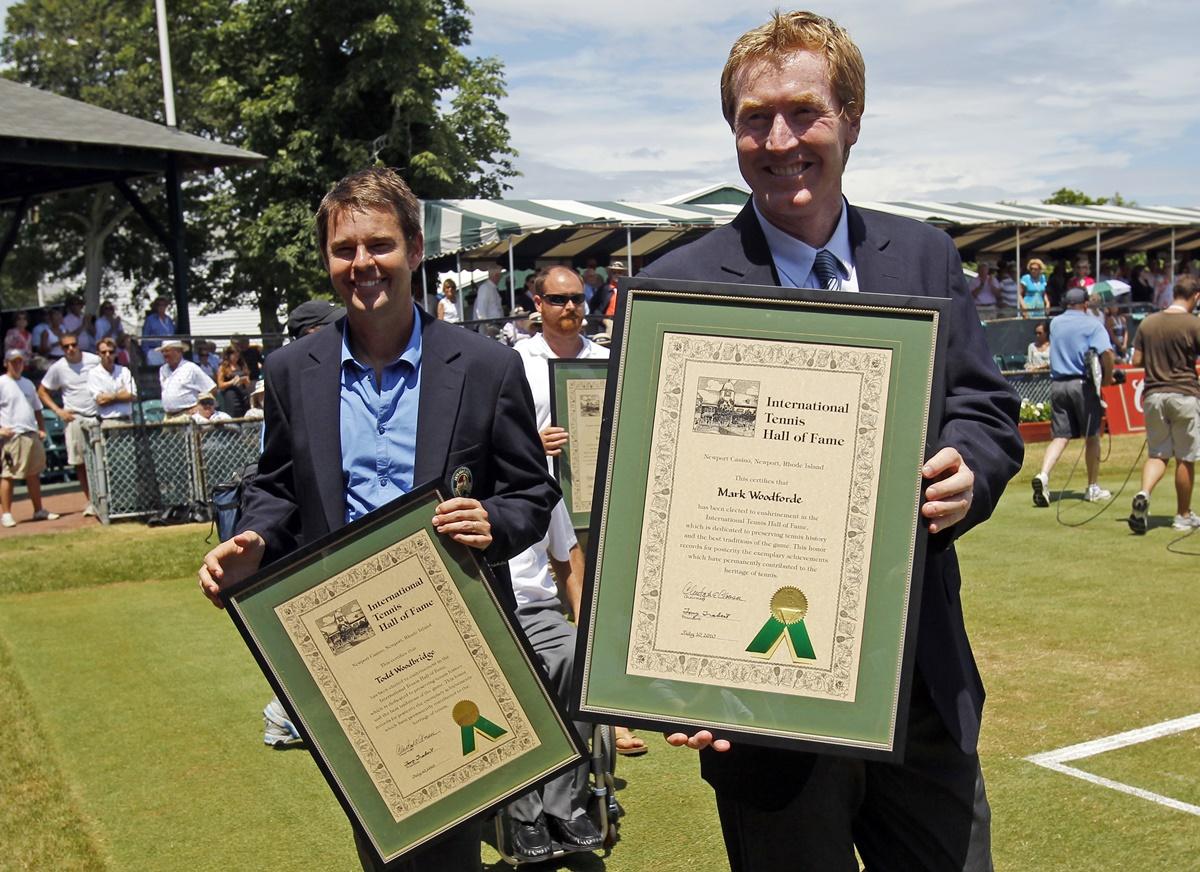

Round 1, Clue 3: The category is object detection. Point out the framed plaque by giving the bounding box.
[571,278,948,760]
[548,358,610,530]
[222,484,584,866]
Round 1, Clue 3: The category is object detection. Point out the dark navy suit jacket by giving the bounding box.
[235,308,559,613]
[642,202,1022,796]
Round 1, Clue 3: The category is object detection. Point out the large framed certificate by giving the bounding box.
[571,278,948,760]
[222,484,584,865]
[548,358,609,530]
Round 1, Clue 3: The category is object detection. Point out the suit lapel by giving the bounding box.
[849,206,904,295]
[414,314,465,485]
[719,202,780,286]
[297,322,345,533]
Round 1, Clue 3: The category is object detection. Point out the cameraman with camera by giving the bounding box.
[1031,287,1116,506]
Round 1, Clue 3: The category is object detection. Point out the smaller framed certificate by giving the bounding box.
[548,358,610,529]
[222,483,584,866]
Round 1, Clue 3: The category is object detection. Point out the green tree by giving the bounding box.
[2,0,227,314]
[1042,188,1137,207]
[2,0,518,332]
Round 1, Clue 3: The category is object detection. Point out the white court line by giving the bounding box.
[1025,712,1200,816]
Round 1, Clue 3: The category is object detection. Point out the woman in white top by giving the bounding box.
[437,278,461,323]
[1025,321,1051,371]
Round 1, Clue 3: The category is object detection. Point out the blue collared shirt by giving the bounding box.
[753,198,859,292]
[340,308,422,523]
[1049,308,1111,377]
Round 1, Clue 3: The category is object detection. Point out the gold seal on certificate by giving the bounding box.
[625,331,891,703]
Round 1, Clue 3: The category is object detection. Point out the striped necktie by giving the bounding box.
[813,249,842,290]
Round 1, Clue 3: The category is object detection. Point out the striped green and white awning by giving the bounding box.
[423,198,1200,263]
[423,199,742,259]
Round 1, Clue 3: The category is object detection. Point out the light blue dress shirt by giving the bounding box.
[753,198,859,292]
[339,307,422,523]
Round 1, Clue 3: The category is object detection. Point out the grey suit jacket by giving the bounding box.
[236,308,560,613]
[641,202,1022,792]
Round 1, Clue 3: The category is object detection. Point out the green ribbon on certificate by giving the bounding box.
[453,700,507,755]
[745,586,817,661]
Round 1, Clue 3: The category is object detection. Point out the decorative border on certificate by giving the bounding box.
[274,529,537,822]
[572,278,948,758]
[625,332,891,702]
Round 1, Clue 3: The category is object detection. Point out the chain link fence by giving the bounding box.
[82,419,262,523]
[1002,371,1052,405]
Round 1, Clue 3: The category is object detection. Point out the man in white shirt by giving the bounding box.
[505,265,608,860]
[515,267,609,463]
[0,349,60,527]
[38,332,100,515]
[159,339,216,419]
[474,265,506,322]
[191,392,234,425]
[88,336,138,423]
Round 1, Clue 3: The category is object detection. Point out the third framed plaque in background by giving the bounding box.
[548,358,609,530]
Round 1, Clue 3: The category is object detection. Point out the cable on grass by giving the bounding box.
[1166,525,1200,556]
[1053,411,1144,529]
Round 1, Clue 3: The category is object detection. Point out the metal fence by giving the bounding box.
[82,418,262,523]
[1002,371,1052,404]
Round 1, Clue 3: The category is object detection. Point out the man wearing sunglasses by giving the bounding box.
[37,332,100,516]
[503,266,611,859]
[516,267,609,462]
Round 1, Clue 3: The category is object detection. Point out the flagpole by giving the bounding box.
[154,0,177,127]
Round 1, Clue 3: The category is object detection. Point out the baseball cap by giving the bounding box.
[251,379,265,397]
[1064,287,1088,305]
[287,300,345,339]
[5,348,26,362]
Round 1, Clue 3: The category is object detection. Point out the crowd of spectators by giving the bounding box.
[1,246,1194,519]
[965,252,1198,322]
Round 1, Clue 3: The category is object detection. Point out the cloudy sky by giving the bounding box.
[466,0,1200,206]
[4,1,1198,206]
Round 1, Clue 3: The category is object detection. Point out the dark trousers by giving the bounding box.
[713,680,993,872]
[506,599,591,823]
[354,819,482,872]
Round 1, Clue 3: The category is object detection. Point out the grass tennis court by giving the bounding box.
[1,433,1196,871]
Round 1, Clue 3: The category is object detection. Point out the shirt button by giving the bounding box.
[378,425,385,434]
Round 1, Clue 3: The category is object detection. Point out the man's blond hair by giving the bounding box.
[720,10,865,128]
[315,167,422,266]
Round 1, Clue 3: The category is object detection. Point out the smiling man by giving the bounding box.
[197,167,558,872]
[641,11,1022,872]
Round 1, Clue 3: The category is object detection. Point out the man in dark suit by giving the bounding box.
[198,167,558,871]
[647,11,1022,872]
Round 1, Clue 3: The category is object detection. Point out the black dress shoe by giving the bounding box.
[548,813,603,851]
[510,814,552,860]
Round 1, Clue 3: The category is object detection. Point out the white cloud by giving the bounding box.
[472,0,1200,205]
